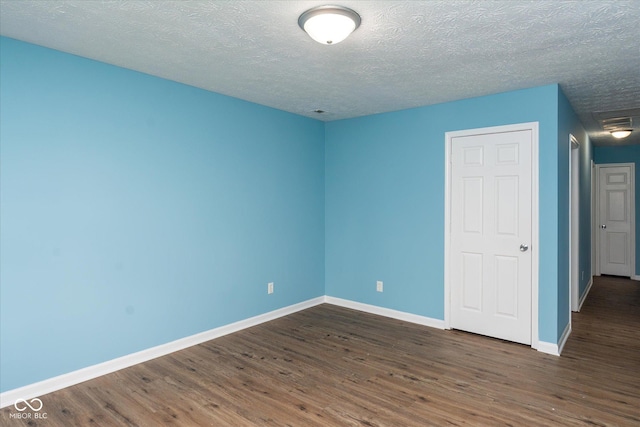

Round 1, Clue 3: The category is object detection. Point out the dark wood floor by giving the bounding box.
[2,276,639,426]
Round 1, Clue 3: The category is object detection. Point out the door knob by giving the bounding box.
[601,224,607,229]
[520,244,529,252]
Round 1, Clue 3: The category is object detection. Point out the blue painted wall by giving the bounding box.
[1,35,583,394]
[557,87,592,335]
[325,85,563,343]
[593,144,640,276]
[0,37,325,392]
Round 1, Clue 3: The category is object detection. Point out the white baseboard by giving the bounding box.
[535,341,559,356]
[324,296,446,330]
[537,321,571,357]
[632,275,640,281]
[557,321,572,355]
[0,296,325,409]
[578,276,594,311]
[1,293,577,408]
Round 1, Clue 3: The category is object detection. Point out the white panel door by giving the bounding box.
[599,166,632,277]
[450,130,532,345]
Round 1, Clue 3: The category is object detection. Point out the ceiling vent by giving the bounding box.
[601,116,632,132]
[593,108,640,132]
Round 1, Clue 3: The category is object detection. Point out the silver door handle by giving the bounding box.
[520,244,529,252]
[601,224,606,229]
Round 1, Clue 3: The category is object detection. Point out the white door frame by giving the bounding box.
[594,163,636,279]
[591,160,596,279]
[444,122,540,350]
[569,135,580,312]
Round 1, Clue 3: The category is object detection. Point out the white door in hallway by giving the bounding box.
[598,165,633,277]
[449,127,533,345]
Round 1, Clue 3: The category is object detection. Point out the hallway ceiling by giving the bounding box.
[1,1,639,146]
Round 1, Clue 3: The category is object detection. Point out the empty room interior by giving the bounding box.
[1,1,639,425]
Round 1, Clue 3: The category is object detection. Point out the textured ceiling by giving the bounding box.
[1,0,639,146]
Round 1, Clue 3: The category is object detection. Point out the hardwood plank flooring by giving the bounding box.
[2,276,639,426]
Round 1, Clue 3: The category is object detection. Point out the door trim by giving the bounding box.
[444,122,539,350]
[591,160,596,278]
[570,134,580,312]
[594,163,636,279]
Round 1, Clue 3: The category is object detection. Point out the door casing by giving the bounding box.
[444,122,540,350]
[570,135,580,312]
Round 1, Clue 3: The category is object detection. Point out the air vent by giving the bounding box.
[601,116,632,131]
[593,108,640,131]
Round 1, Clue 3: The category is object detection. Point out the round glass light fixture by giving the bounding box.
[298,5,361,45]
[611,129,632,139]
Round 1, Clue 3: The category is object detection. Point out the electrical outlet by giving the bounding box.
[376,281,383,292]
[581,271,584,281]
[268,282,274,294]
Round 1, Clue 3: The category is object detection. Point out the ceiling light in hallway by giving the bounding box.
[610,129,632,139]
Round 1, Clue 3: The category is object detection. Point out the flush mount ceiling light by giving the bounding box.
[298,5,361,45]
[610,129,633,139]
